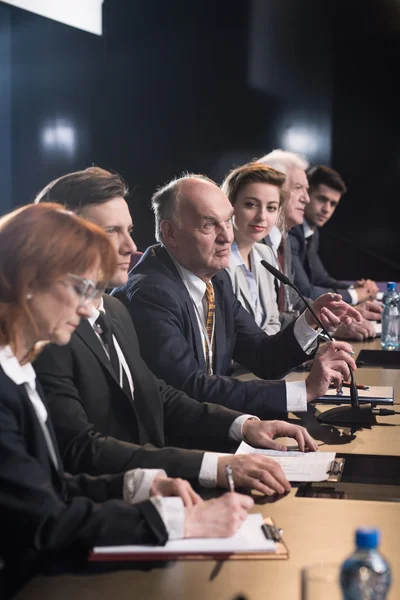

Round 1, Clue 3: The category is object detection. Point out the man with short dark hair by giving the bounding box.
[289,165,379,304]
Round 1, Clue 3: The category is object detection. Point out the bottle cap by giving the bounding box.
[356,528,379,550]
[387,282,396,291]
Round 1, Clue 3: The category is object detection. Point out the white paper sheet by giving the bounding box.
[236,442,336,482]
[92,513,276,556]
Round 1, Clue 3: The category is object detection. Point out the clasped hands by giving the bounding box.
[354,278,379,303]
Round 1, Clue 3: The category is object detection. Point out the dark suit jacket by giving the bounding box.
[289,224,352,303]
[0,367,167,595]
[112,245,312,418]
[34,294,241,479]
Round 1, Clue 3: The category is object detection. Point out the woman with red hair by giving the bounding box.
[0,203,252,596]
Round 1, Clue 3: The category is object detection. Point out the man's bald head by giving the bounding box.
[152,174,234,282]
[152,173,216,242]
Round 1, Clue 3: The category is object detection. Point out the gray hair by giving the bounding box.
[151,172,216,242]
[257,150,309,236]
[257,149,309,177]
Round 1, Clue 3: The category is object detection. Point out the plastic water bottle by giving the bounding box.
[340,528,391,599]
[381,282,400,351]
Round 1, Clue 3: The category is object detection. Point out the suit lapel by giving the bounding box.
[236,269,254,314]
[21,383,64,485]
[75,318,119,385]
[158,248,208,372]
[36,382,65,477]
[184,295,208,372]
[102,296,161,445]
[305,231,315,281]
[212,276,226,374]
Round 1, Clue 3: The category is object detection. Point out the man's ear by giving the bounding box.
[160,220,178,248]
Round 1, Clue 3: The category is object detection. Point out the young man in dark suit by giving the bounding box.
[113,173,360,416]
[289,164,378,303]
[34,167,319,498]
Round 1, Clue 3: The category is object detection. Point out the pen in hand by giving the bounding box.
[225,464,235,493]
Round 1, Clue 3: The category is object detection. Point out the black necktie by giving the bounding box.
[305,235,313,279]
[95,312,132,399]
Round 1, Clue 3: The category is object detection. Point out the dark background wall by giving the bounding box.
[96,0,334,251]
[320,0,400,282]
[1,0,399,280]
[0,2,100,214]
[0,2,12,214]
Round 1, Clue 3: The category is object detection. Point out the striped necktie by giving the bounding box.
[277,240,286,311]
[204,282,215,374]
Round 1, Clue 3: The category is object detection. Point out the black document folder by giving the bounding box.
[356,349,400,369]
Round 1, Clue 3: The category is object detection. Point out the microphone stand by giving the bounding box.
[261,260,376,426]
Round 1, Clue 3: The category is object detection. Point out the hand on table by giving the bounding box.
[241,419,318,452]
[356,299,382,321]
[217,454,291,496]
[334,317,376,341]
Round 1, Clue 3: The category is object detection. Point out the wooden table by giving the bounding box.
[287,338,400,457]
[14,340,400,600]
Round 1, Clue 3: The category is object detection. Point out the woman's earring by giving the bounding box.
[26,293,32,300]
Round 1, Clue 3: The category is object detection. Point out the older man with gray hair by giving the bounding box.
[113,172,360,419]
[258,150,379,339]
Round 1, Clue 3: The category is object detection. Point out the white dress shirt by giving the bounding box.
[171,255,321,412]
[227,241,281,335]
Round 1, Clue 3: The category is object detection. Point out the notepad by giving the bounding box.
[317,385,394,405]
[236,442,336,482]
[91,513,276,558]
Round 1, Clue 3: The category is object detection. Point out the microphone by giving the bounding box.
[261,259,376,426]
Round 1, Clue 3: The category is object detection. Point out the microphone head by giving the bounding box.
[260,259,291,286]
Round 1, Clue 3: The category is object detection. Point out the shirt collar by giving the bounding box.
[0,345,36,389]
[268,226,282,251]
[87,296,105,328]
[230,241,256,274]
[303,219,314,239]
[230,241,246,269]
[165,249,207,308]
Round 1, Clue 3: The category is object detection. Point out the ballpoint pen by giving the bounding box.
[329,382,370,391]
[225,464,235,493]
